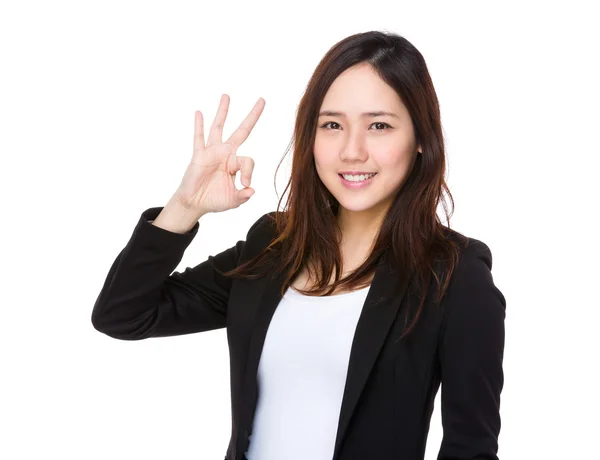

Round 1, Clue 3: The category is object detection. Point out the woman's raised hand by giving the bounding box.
[173,94,265,215]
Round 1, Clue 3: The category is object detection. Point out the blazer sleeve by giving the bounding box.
[91,206,267,340]
[437,239,506,460]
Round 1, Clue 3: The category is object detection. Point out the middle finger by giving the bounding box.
[226,97,266,149]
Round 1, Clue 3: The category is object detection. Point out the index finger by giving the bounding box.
[225,97,266,149]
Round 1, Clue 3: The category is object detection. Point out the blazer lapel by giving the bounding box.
[235,251,414,460]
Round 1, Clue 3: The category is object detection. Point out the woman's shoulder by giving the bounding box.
[441,226,494,268]
[436,227,506,331]
[246,210,280,236]
[241,211,284,256]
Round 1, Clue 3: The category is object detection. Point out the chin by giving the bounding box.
[334,199,379,213]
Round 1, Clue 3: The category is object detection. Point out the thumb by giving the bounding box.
[237,187,255,203]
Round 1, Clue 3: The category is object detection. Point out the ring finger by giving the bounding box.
[207,94,230,147]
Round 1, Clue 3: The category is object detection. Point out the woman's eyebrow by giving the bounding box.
[318,110,400,119]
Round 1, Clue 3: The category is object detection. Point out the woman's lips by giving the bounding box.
[338,173,377,189]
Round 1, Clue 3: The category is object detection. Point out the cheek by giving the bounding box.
[375,148,414,170]
[313,143,337,170]
[313,136,326,155]
[375,152,417,194]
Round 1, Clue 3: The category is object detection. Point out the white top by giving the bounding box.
[245,284,371,460]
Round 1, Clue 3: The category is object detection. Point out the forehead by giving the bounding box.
[321,64,405,113]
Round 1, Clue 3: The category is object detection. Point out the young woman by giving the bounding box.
[92,30,506,460]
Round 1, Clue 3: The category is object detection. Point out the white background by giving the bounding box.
[1,1,598,458]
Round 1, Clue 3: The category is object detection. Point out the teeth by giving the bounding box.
[341,173,376,182]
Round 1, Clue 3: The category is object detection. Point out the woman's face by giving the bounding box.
[314,63,421,221]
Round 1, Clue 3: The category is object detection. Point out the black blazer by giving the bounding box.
[92,207,506,460]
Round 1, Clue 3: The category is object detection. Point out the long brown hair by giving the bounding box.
[217,30,468,338]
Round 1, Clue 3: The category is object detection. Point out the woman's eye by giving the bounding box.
[319,122,391,130]
[372,122,390,130]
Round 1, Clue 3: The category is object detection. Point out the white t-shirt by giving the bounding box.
[245,284,371,460]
